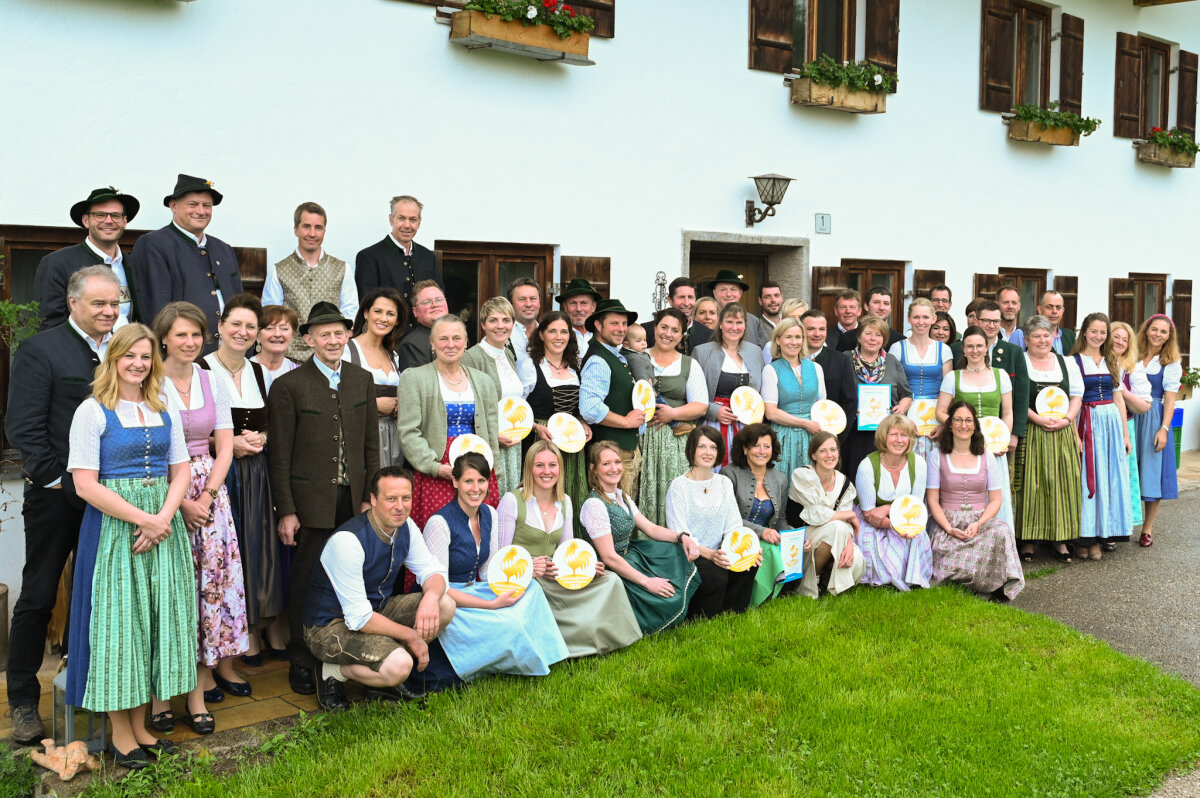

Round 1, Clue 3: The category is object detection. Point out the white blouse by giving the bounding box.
[854,455,927,511]
[664,473,742,548]
[162,363,234,430]
[1024,354,1084,397]
[580,490,641,539]
[422,505,500,581]
[538,360,580,388]
[341,339,400,387]
[480,341,535,400]
[788,467,856,527]
[760,360,828,404]
[203,353,265,409]
[721,351,749,374]
[67,398,189,472]
[650,354,708,403]
[1132,356,1182,396]
[250,354,300,393]
[888,339,952,366]
[496,493,573,549]
[439,376,476,404]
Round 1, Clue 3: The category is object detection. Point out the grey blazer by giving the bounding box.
[691,341,765,422]
[723,464,789,535]
[397,361,501,480]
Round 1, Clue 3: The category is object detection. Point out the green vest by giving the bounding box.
[584,340,638,451]
[866,451,917,507]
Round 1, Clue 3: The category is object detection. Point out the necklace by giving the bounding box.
[438,367,467,387]
[213,353,246,378]
[965,365,988,373]
[688,468,713,494]
[544,357,568,375]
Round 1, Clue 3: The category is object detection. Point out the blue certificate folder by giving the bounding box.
[778,528,806,582]
[857,383,891,431]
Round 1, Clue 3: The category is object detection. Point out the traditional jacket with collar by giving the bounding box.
[33,242,139,329]
[354,237,443,309]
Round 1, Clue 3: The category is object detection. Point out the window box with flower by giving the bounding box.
[1133,128,1198,168]
[1001,103,1101,147]
[786,56,895,115]
[450,1,595,66]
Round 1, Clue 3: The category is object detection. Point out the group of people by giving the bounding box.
[4,179,1183,770]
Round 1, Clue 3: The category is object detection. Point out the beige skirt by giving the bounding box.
[800,520,865,598]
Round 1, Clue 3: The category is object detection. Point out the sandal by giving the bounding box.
[148,709,175,733]
[185,712,215,735]
[1140,532,1153,547]
[1054,548,1073,564]
[1020,549,1034,563]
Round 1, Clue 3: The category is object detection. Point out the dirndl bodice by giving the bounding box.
[953,368,1003,419]
[938,454,990,513]
[180,368,217,457]
[98,405,174,481]
[715,370,750,400]
[771,358,819,416]
[747,497,775,527]
[592,489,637,556]
[900,340,945,400]
[446,402,477,437]
[437,500,491,583]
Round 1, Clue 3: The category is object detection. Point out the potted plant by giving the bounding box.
[1180,365,1199,401]
[1004,102,1100,147]
[788,55,895,115]
[450,0,595,66]
[1134,127,1199,168]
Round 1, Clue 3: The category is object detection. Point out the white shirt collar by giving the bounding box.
[388,234,413,256]
[68,316,112,355]
[296,248,324,267]
[172,221,207,247]
[83,236,121,266]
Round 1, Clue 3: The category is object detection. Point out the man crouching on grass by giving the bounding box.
[300,467,455,710]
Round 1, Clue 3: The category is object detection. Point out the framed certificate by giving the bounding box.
[857,384,891,431]
[779,528,806,582]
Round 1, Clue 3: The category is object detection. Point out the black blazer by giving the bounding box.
[397,324,433,371]
[5,323,101,498]
[835,324,903,351]
[128,224,242,350]
[33,243,139,330]
[354,237,443,307]
[813,345,857,440]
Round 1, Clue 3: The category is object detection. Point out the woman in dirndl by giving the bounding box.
[463,296,535,497]
[398,314,501,530]
[423,453,568,681]
[1110,321,1145,527]
[66,324,197,769]
[724,424,791,607]
[525,311,591,526]
[496,441,642,658]
[639,307,708,526]
[926,400,1024,601]
[1069,313,1132,560]
[1131,314,1183,547]
[763,317,825,480]
[580,441,701,634]
[691,302,764,468]
[153,302,248,737]
[889,298,951,457]
[1012,315,1083,563]
[787,432,865,598]
[344,287,407,468]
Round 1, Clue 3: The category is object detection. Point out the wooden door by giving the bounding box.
[560,256,611,300]
[1172,278,1192,369]
[841,259,905,331]
[1055,275,1078,333]
[812,266,847,323]
[435,241,553,343]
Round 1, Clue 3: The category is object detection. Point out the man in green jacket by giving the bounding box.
[951,300,1029,445]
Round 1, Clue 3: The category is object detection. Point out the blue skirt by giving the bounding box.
[1135,400,1179,501]
[1079,404,1132,541]
[440,579,568,681]
[1127,418,1143,525]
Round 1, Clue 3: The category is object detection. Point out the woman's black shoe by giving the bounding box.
[203,687,226,703]
[240,653,264,667]
[147,709,175,733]
[111,744,153,770]
[214,673,252,697]
[141,738,180,756]
[185,712,215,735]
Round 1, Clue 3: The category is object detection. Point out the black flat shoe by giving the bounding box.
[315,676,350,712]
[112,744,152,770]
[289,664,316,695]
[147,709,175,733]
[213,673,252,697]
[203,687,225,703]
[141,738,180,756]
[266,645,289,661]
[1102,542,1117,552]
[363,682,427,704]
[240,653,264,667]
[185,712,215,735]
[1054,548,1073,564]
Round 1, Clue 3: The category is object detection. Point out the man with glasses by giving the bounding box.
[1010,289,1074,353]
[951,299,1029,450]
[397,281,448,370]
[930,284,953,317]
[128,174,243,352]
[355,195,443,312]
[34,187,141,330]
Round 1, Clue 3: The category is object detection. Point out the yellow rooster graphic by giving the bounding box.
[730,529,753,557]
[901,502,922,526]
[504,401,530,427]
[918,403,937,424]
[1045,392,1066,413]
[564,541,592,575]
[822,407,840,425]
[785,544,801,567]
[502,557,528,583]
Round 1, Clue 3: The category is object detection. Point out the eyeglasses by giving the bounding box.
[977,317,1001,326]
[89,212,126,221]
[951,418,975,426]
[415,298,446,309]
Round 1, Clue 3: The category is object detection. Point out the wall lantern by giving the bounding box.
[745,173,794,227]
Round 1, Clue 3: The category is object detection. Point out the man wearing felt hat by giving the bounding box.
[268,301,379,701]
[710,269,767,348]
[556,278,602,364]
[580,298,654,498]
[128,174,243,353]
[33,187,140,330]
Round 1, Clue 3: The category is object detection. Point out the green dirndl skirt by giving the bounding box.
[619,538,700,634]
[750,541,786,607]
[1012,424,1081,542]
[638,423,691,527]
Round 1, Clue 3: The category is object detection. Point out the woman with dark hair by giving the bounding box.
[724,423,791,606]
[692,302,765,467]
[252,305,301,392]
[1068,313,1132,559]
[930,312,957,345]
[665,426,758,619]
[788,431,862,598]
[639,306,708,525]
[345,287,408,468]
[525,311,591,522]
[204,293,277,691]
[843,316,913,478]
[926,401,1024,601]
[423,452,567,681]
[580,441,700,634]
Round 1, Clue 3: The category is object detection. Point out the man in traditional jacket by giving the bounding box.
[128,174,242,352]
[262,201,359,361]
[556,278,602,363]
[34,186,140,329]
[354,195,443,310]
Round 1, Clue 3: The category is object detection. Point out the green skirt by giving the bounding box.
[750,541,786,607]
[497,442,523,497]
[638,423,690,527]
[1012,424,1081,542]
[619,538,699,635]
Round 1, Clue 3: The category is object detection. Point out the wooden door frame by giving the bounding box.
[434,240,554,302]
[840,258,906,331]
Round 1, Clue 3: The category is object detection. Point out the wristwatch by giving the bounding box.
[206,488,219,499]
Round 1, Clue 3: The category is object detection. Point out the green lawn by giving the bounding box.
[88,588,1200,798]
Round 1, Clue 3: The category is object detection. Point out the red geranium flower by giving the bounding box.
[543,0,555,8]
[564,4,574,14]
[1152,127,1163,133]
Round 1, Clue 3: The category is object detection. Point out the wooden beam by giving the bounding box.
[1133,0,1196,7]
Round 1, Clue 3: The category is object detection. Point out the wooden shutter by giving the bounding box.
[232,247,267,297]
[1114,32,1143,139]
[912,269,946,300]
[1109,278,1135,326]
[1178,50,1198,137]
[979,0,1015,112]
[560,256,610,300]
[1056,275,1078,333]
[972,273,1004,301]
[812,266,848,323]
[1058,14,1085,116]
[749,0,794,74]
[1172,278,1192,369]
[569,0,614,39]
[865,0,900,91]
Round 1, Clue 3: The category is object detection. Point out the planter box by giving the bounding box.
[449,10,593,66]
[1007,119,1080,146]
[1135,140,1197,168]
[788,78,886,114]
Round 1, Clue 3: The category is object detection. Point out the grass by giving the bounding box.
[85,588,1200,798]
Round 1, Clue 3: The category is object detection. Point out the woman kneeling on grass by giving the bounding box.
[496,441,642,658]
[423,453,568,681]
[926,401,1024,602]
[787,432,863,598]
[580,441,700,634]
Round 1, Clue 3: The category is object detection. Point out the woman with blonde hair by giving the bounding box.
[65,324,197,768]
[843,316,912,477]
[763,317,825,479]
[763,299,809,363]
[891,298,951,457]
[1130,315,1182,546]
[496,441,642,657]
[1109,320,1145,526]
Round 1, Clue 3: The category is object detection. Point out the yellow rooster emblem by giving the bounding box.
[502,557,528,582]
[918,403,937,424]
[730,529,753,557]
[1046,392,1066,412]
[901,502,922,525]
[505,401,530,426]
[564,541,592,575]
[785,544,801,567]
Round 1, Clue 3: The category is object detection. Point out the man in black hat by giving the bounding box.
[711,269,767,347]
[580,298,653,497]
[268,301,379,704]
[33,187,140,330]
[128,174,242,352]
[556,278,602,364]
[354,195,443,311]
